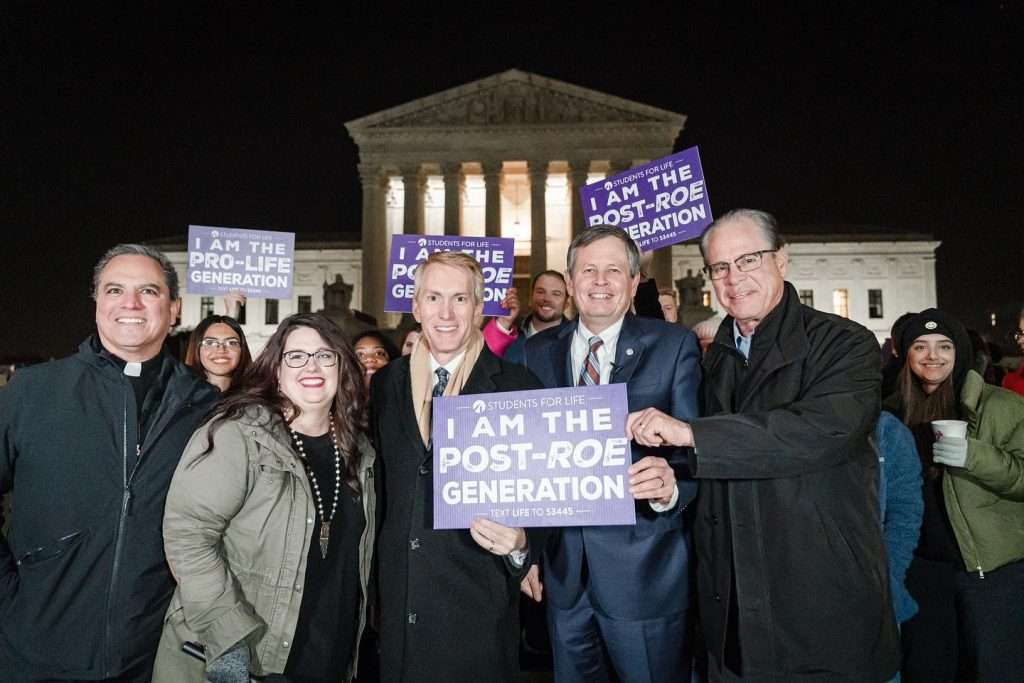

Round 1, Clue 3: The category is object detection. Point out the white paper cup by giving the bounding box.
[931,419,968,440]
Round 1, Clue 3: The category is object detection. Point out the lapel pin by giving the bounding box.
[625,348,634,356]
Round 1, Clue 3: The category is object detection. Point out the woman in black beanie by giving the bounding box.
[884,308,1024,681]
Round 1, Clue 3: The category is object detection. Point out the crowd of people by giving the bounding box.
[0,211,1022,683]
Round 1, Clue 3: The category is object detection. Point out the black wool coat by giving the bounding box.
[369,347,544,683]
[689,283,900,682]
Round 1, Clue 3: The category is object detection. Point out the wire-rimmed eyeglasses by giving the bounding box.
[702,250,778,281]
[282,349,339,369]
[199,338,242,351]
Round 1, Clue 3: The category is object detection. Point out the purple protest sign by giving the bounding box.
[384,234,514,316]
[431,384,636,529]
[579,146,713,251]
[186,225,295,299]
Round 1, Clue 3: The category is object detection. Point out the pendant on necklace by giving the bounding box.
[319,520,331,559]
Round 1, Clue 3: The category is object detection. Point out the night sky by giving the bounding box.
[4,4,1022,359]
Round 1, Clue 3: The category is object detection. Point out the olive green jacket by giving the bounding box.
[945,370,1024,574]
[152,406,376,682]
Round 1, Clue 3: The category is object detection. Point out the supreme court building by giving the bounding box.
[346,69,686,325]
[160,70,939,351]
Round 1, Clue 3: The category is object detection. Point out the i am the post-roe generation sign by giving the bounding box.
[385,234,514,316]
[579,146,713,251]
[431,384,636,529]
[187,225,295,299]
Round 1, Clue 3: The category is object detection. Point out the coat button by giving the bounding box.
[282,640,290,648]
[713,592,722,602]
[294,583,302,591]
[418,464,429,475]
[410,538,420,550]
[711,514,719,525]
[307,518,315,525]
[408,611,418,624]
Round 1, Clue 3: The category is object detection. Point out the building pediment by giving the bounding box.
[346,69,685,131]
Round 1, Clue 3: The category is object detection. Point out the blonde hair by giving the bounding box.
[414,251,485,304]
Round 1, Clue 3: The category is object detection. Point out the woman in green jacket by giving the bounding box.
[154,313,375,683]
[885,308,1024,682]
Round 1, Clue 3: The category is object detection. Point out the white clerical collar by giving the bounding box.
[430,349,466,377]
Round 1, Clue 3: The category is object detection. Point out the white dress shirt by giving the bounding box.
[572,318,679,512]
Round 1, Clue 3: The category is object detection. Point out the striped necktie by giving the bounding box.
[433,367,450,397]
[578,336,603,386]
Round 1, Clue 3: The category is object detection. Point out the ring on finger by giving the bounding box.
[656,476,665,488]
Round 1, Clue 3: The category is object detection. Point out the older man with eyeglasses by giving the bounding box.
[626,209,900,681]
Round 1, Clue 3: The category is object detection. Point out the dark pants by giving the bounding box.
[547,584,691,683]
[902,556,1024,682]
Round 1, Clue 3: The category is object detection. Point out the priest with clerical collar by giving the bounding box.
[0,244,219,682]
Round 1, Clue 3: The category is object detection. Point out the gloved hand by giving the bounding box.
[933,436,969,468]
[206,641,250,683]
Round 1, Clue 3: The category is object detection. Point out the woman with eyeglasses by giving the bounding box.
[184,315,252,393]
[154,313,375,683]
[352,330,399,393]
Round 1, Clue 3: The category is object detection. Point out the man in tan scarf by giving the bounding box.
[370,251,546,683]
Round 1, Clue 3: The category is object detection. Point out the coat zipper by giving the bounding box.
[104,398,135,676]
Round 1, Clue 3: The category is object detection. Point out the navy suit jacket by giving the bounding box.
[525,313,701,620]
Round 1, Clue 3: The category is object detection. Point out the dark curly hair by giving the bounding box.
[203,313,368,492]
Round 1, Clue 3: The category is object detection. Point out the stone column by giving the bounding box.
[527,159,548,275]
[607,159,633,176]
[567,159,590,238]
[358,163,387,323]
[441,162,463,236]
[482,160,503,238]
[400,164,424,235]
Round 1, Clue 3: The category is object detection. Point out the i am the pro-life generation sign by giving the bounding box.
[186,225,295,299]
[579,146,713,251]
[431,384,637,529]
[385,234,514,317]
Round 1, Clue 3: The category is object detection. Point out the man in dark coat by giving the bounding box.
[524,226,701,682]
[370,251,544,683]
[627,209,900,682]
[0,244,219,682]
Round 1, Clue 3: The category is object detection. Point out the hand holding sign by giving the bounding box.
[495,287,520,331]
[469,517,527,556]
[628,456,676,506]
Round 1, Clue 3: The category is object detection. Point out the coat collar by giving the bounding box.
[707,283,811,411]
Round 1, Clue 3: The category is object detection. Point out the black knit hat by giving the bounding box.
[898,308,972,395]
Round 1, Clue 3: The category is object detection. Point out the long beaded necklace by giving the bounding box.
[289,418,342,559]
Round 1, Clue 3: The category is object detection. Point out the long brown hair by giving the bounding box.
[204,313,368,491]
[896,360,957,478]
[184,315,253,392]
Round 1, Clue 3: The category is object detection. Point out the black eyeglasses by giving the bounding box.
[199,338,242,351]
[282,350,339,369]
[702,250,778,281]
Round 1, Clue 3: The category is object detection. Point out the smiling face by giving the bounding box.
[907,333,956,394]
[412,262,483,365]
[530,274,568,324]
[705,217,787,336]
[277,326,339,414]
[95,254,181,362]
[198,322,242,379]
[566,236,639,334]
[354,335,390,388]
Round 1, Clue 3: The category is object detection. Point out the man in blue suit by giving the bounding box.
[523,225,702,682]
